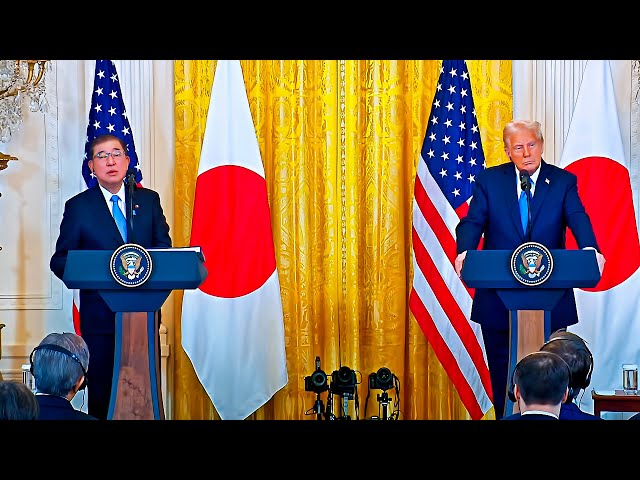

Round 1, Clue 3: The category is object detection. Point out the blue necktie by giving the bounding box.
[111,194,127,242]
[519,180,533,234]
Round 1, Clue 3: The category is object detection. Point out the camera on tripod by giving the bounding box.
[330,366,357,396]
[369,367,394,391]
[304,356,329,394]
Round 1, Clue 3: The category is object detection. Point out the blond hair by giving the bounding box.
[503,120,544,149]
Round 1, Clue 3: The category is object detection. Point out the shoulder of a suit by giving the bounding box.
[539,162,577,184]
[481,161,572,179]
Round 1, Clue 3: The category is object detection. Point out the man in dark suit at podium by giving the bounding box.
[453,120,604,419]
[50,133,172,420]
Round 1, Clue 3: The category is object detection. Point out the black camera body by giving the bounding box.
[305,356,329,394]
[369,367,394,391]
[330,366,357,396]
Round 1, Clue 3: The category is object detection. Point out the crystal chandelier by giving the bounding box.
[0,60,49,171]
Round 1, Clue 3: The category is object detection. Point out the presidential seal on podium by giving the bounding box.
[110,243,153,287]
[510,241,554,286]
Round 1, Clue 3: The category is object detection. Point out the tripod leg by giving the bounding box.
[314,397,324,421]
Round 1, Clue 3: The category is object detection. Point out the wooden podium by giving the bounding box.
[461,248,600,417]
[62,247,207,419]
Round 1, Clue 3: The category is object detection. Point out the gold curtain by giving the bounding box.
[172,60,512,420]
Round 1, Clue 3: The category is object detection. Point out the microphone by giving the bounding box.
[519,170,531,192]
[126,168,137,244]
[519,170,532,240]
[126,168,137,189]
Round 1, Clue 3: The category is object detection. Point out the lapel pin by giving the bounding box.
[545,178,550,184]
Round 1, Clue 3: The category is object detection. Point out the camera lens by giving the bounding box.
[311,370,327,387]
[373,367,393,390]
[337,366,352,382]
[377,367,391,381]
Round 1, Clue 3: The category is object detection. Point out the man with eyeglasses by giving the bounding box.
[50,133,172,420]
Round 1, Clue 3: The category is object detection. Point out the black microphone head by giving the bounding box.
[519,170,531,191]
[126,169,137,186]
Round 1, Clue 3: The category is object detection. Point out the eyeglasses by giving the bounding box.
[93,149,126,161]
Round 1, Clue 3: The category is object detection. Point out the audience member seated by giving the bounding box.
[501,351,570,420]
[30,332,98,420]
[539,331,601,419]
[502,331,602,420]
[0,380,39,420]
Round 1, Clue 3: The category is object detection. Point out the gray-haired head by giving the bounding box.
[31,332,89,398]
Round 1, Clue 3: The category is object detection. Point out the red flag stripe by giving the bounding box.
[409,289,483,419]
[411,160,493,418]
[411,224,492,396]
[413,169,476,299]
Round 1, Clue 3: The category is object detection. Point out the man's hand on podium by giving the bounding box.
[583,247,606,276]
[454,250,467,278]
[595,251,606,276]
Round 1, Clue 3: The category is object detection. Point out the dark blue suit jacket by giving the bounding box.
[456,160,599,331]
[501,412,558,420]
[502,401,601,420]
[36,395,98,420]
[50,184,172,335]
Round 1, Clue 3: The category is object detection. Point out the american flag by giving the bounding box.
[409,60,493,419]
[72,60,141,335]
[82,60,142,188]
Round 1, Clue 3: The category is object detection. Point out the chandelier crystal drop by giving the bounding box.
[0,60,49,169]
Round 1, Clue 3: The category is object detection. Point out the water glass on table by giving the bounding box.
[622,364,638,394]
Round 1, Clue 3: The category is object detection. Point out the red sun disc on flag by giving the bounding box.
[190,165,277,298]
[566,157,640,291]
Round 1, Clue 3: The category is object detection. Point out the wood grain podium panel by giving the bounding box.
[516,310,545,361]
[111,311,165,420]
[507,309,547,416]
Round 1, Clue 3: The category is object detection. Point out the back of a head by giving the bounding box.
[540,331,593,400]
[31,332,89,397]
[514,351,570,406]
[0,380,39,420]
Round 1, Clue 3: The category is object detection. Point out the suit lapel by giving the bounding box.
[88,186,125,245]
[530,161,552,227]
[501,164,526,240]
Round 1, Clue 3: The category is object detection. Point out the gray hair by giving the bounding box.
[31,332,89,397]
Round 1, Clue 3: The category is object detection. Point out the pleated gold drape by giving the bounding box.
[172,60,512,420]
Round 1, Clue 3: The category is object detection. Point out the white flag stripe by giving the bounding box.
[417,154,464,234]
[411,253,491,409]
[412,197,472,317]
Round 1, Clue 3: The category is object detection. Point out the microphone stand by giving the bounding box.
[519,171,532,241]
[525,188,532,242]
[127,171,136,244]
[312,392,325,421]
